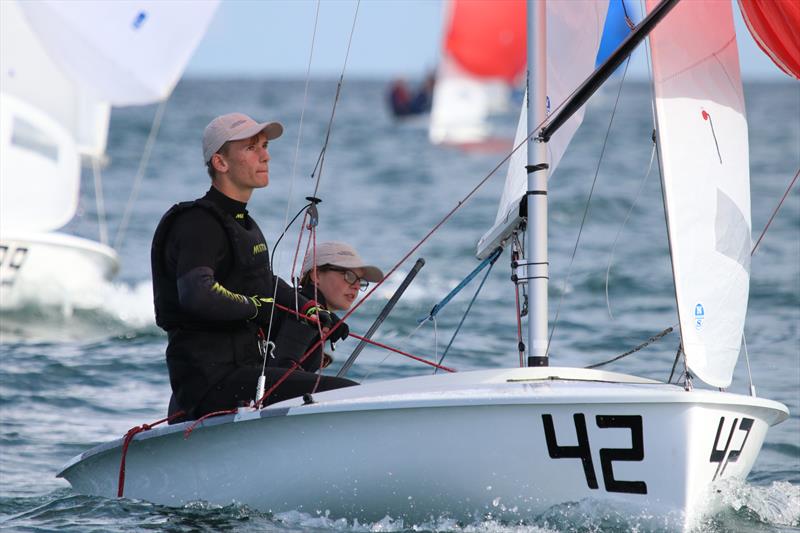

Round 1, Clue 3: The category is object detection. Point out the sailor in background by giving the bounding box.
[151,113,356,422]
[271,242,384,372]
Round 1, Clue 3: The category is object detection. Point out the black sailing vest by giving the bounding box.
[152,198,280,413]
[151,198,274,331]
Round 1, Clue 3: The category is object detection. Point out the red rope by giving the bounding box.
[751,167,799,256]
[274,302,454,371]
[290,211,310,282]
[183,408,238,440]
[118,410,185,497]
[348,332,455,373]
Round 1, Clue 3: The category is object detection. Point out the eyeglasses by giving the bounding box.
[321,266,369,291]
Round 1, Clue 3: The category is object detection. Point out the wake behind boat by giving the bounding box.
[56,0,798,529]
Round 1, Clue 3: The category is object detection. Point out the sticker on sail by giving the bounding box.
[694,303,705,330]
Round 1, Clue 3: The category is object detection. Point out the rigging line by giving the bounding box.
[432,316,439,374]
[546,56,633,357]
[360,318,430,382]
[262,203,315,377]
[263,1,323,374]
[667,341,682,383]
[604,144,656,319]
[90,157,109,246]
[269,202,314,270]
[282,1,321,297]
[114,98,168,250]
[435,254,499,373]
[751,167,799,256]
[514,281,525,367]
[419,247,502,323]
[585,325,675,369]
[620,0,635,29]
[309,0,361,198]
[742,333,756,397]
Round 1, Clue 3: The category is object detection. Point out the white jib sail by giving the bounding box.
[477,0,610,258]
[17,0,219,106]
[1,0,110,158]
[648,0,751,388]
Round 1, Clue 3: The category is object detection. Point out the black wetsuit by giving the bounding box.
[151,186,356,420]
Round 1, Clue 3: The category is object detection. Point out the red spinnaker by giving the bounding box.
[738,0,800,79]
[444,0,526,83]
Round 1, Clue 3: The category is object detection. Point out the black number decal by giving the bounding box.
[710,416,754,480]
[596,415,647,494]
[542,413,598,489]
[542,413,647,494]
[0,245,28,287]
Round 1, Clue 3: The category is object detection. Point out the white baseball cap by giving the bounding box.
[302,242,383,282]
[202,112,283,162]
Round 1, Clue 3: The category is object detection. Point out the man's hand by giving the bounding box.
[248,295,275,327]
[303,303,349,343]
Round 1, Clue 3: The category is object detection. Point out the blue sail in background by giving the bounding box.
[595,0,637,67]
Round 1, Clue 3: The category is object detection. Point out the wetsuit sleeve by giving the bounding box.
[177,266,255,320]
[272,275,309,312]
[169,210,257,321]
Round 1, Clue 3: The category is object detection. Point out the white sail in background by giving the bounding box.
[1,0,219,235]
[477,0,609,258]
[648,0,750,388]
[18,0,218,107]
[1,0,110,157]
[429,57,513,144]
[0,94,81,233]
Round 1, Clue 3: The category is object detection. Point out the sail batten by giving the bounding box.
[648,0,751,388]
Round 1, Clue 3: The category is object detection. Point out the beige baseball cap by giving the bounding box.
[202,112,283,162]
[302,242,383,282]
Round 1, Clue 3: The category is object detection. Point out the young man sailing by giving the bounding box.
[150,113,356,422]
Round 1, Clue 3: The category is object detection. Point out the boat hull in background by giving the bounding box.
[0,231,119,312]
[58,367,788,529]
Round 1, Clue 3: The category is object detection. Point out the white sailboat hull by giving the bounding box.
[0,231,119,311]
[58,367,787,528]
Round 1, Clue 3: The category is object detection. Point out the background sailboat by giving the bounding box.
[428,0,525,145]
[0,0,217,313]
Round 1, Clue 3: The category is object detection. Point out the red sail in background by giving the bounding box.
[737,0,800,79]
[444,0,526,83]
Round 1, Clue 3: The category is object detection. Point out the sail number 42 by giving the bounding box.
[542,414,647,494]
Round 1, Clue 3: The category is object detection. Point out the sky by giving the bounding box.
[185,0,791,81]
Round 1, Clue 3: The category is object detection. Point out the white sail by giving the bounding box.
[18,0,218,107]
[0,94,81,233]
[0,0,110,158]
[648,0,750,388]
[429,57,512,144]
[477,0,609,258]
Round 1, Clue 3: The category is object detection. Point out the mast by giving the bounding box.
[526,0,549,366]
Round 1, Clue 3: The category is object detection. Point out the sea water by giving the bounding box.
[1,79,797,532]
